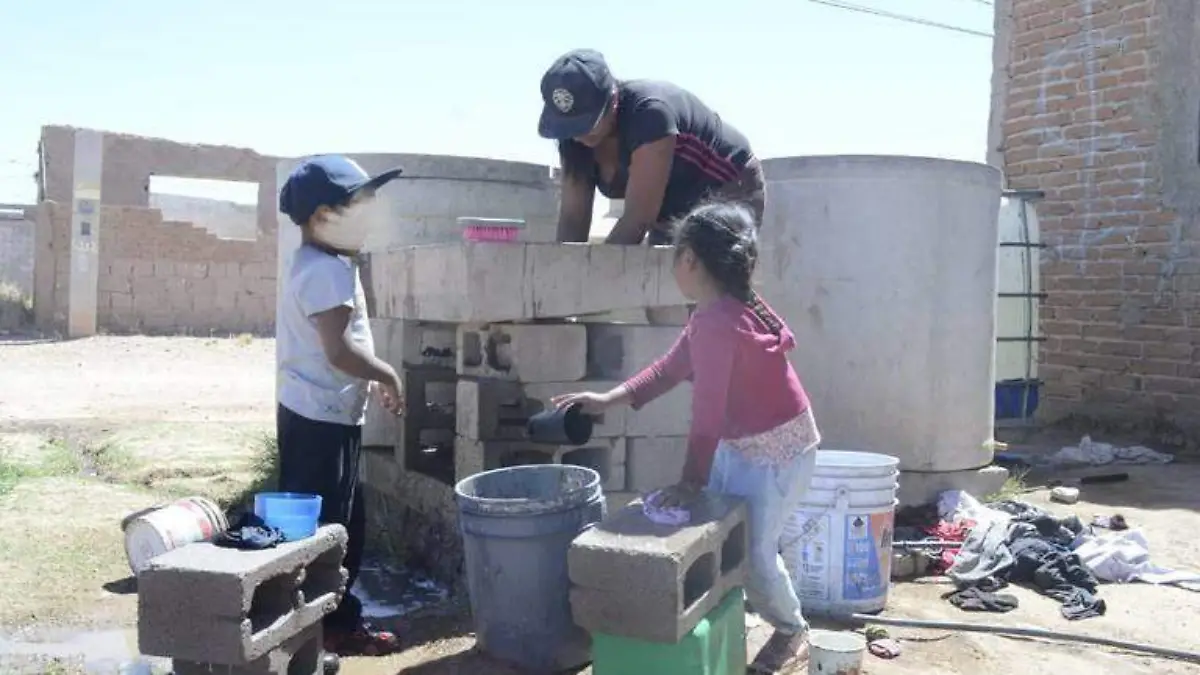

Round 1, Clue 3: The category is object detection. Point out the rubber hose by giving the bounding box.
[844,614,1200,664]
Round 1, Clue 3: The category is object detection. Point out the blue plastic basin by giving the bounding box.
[254,492,322,541]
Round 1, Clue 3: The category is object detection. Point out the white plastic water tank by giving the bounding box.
[995,192,1042,412]
[758,156,1002,472]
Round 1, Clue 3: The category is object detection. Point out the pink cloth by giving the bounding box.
[622,295,811,485]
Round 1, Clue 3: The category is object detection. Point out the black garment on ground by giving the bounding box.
[1004,536,1106,620]
[598,80,756,225]
[277,403,366,631]
[946,579,1019,613]
[215,512,284,550]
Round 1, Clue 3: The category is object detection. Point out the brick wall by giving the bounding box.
[34,201,275,335]
[0,215,34,297]
[33,126,280,335]
[994,0,1200,434]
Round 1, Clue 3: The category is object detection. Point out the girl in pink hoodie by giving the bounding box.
[552,201,820,672]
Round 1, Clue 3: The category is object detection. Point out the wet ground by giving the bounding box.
[0,561,449,674]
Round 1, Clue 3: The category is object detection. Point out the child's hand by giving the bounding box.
[651,481,704,509]
[550,391,612,415]
[377,376,404,415]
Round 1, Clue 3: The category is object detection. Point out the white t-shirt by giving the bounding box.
[277,244,375,426]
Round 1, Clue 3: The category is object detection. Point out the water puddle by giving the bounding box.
[0,629,168,674]
[354,560,449,619]
[0,559,448,672]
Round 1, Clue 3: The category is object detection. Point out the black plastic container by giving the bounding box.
[526,403,594,446]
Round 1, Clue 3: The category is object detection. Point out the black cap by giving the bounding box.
[537,49,616,140]
[278,155,403,226]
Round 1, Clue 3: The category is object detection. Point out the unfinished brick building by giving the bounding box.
[990,0,1200,440]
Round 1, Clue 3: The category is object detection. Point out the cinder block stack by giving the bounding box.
[137,525,349,675]
[362,314,696,508]
[568,494,749,643]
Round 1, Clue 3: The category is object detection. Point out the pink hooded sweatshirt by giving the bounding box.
[622,295,812,485]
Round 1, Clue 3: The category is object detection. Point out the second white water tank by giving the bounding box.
[758,156,1002,472]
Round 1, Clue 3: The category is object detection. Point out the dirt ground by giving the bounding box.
[1,336,1198,674]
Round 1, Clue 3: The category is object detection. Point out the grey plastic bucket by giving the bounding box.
[455,464,605,673]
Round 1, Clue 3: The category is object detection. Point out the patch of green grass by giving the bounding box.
[984,469,1029,503]
[220,433,279,511]
[0,439,81,496]
[235,332,255,346]
[78,439,136,481]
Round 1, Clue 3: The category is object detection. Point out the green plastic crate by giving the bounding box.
[591,588,747,675]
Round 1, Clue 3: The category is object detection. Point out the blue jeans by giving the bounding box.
[707,442,818,635]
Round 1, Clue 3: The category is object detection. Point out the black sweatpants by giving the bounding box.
[276,404,366,630]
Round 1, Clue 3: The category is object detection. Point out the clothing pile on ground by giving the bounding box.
[896,490,1200,622]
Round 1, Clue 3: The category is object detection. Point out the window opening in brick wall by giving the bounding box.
[148,176,259,241]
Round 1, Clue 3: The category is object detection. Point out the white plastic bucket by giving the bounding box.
[123,497,228,574]
[807,629,866,674]
[782,450,899,616]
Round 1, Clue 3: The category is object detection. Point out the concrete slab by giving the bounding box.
[369,243,686,322]
[568,494,748,643]
[171,622,322,674]
[897,465,1010,507]
[457,323,587,383]
[137,526,347,665]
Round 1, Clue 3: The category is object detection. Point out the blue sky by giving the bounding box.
[0,0,995,205]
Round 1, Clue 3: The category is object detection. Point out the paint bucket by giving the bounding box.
[781,450,899,616]
[807,630,866,674]
[123,496,229,574]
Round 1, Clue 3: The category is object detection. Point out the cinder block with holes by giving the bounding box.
[171,622,323,675]
[371,318,457,370]
[138,525,348,666]
[455,379,529,441]
[363,365,456,450]
[394,370,457,466]
[457,323,587,383]
[568,494,748,643]
[626,437,690,492]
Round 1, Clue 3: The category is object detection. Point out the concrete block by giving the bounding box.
[561,437,627,492]
[897,465,1010,507]
[521,380,627,438]
[171,622,322,674]
[568,494,748,643]
[626,385,692,437]
[626,437,690,492]
[586,325,681,380]
[362,396,400,448]
[603,491,641,515]
[455,379,528,441]
[138,526,348,665]
[376,318,456,370]
[457,322,587,382]
[370,243,686,323]
[454,437,558,482]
